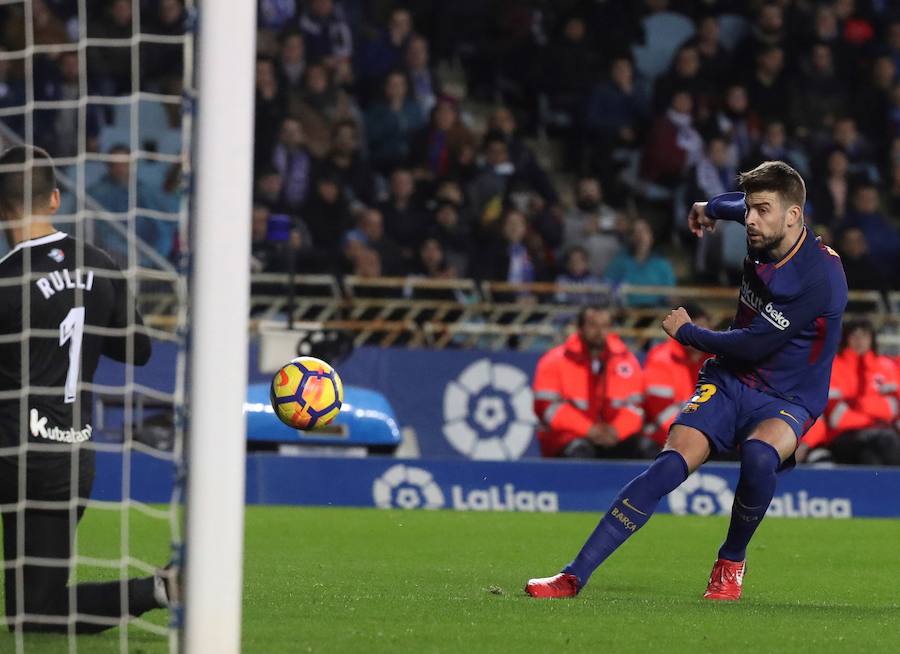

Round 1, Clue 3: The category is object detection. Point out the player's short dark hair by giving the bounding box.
[738,160,806,211]
[0,145,57,217]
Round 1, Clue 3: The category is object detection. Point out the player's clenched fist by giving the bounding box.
[662,306,692,338]
[687,201,716,237]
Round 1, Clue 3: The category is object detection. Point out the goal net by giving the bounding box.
[0,1,251,652]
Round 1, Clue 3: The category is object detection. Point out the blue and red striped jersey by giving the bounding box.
[675,192,848,418]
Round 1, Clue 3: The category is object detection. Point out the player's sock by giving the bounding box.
[718,439,781,562]
[563,449,689,587]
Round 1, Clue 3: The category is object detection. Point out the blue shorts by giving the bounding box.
[671,360,814,455]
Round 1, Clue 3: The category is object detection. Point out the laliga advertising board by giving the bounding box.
[241,456,900,519]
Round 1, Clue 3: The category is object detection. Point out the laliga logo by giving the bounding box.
[668,473,734,516]
[442,359,536,460]
[371,464,559,512]
[372,464,445,510]
[668,472,853,518]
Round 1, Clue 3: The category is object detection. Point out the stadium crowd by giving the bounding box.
[1,0,899,297]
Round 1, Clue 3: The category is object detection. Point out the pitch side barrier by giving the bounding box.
[91,453,900,519]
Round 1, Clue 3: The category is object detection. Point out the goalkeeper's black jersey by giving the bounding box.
[0,231,151,455]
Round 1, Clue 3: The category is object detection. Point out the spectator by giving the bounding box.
[48,52,101,158]
[254,167,287,213]
[291,63,361,158]
[358,7,414,86]
[789,42,847,140]
[734,2,787,73]
[854,55,895,150]
[745,45,789,124]
[364,70,425,170]
[838,183,900,278]
[255,57,286,166]
[808,147,852,228]
[410,96,476,180]
[706,84,759,167]
[828,117,877,181]
[343,207,405,275]
[412,237,456,279]
[378,167,429,260]
[555,246,604,305]
[301,168,353,255]
[640,89,704,188]
[584,56,645,180]
[271,117,313,213]
[250,204,318,274]
[643,304,713,447]
[3,0,68,51]
[404,35,440,115]
[140,0,186,91]
[0,49,25,137]
[86,0,133,94]
[837,228,889,305]
[653,45,716,119]
[542,15,599,139]
[690,136,743,282]
[605,219,676,307]
[692,135,738,201]
[799,321,900,465]
[277,31,307,92]
[323,119,377,207]
[258,0,297,33]
[87,145,164,262]
[467,130,518,229]
[351,246,382,279]
[297,0,353,66]
[428,198,471,276]
[686,14,731,85]
[561,176,622,277]
[532,304,652,459]
[474,208,544,284]
[487,107,558,204]
[742,121,807,178]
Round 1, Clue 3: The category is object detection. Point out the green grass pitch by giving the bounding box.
[2,506,899,653]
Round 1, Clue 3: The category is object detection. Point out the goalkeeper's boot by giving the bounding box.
[525,572,580,598]
[703,558,745,601]
[154,563,181,608]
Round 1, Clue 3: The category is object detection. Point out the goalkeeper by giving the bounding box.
[0,146,172,633]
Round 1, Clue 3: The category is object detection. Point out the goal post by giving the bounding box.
[183,1,256,652]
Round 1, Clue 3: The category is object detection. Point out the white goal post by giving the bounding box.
[184,1,256,652]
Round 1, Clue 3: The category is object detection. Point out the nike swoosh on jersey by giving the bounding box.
[622,498,647,516]
[778,409,800,425]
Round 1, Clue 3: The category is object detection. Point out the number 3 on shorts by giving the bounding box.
[691,383,717,403]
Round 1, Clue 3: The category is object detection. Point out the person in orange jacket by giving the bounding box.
[798,319,900,464]
[642,304,713,446]
[532,304,655,458]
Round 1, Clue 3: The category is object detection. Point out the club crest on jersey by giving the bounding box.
[47,248,64,262]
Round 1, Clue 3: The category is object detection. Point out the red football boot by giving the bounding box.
[703,558,746,601]
[525,573,581,598]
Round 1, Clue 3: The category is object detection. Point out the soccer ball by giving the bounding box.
[270,357,343,430]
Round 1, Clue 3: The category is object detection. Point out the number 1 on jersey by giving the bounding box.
[59,307,85,403]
